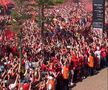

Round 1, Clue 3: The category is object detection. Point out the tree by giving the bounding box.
[10,0,33,76]
[34,0,64,59]
[10,0,64,73]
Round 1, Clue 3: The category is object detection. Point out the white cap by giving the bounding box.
[97,46,100,50]
[47,76,53,80]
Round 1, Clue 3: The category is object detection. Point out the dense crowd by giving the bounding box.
[0,0,108,90]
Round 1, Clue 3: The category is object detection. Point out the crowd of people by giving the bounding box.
[0,0,108,90]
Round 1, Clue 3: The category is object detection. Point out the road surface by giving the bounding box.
[72,68,108,90]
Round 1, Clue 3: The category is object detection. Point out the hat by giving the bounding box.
[97,46,100,50]
[47,76,53,80]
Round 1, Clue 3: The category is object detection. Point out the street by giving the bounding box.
[72,68,108,90]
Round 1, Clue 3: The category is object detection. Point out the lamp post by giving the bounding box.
[18,28,22,74]
[38,0,46,61]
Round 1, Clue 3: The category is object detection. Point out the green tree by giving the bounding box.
[10,0,64,73]
[35,0,64,57]
[10,0,33,75]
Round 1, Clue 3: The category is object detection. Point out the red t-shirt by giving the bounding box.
[78,56,84,66]
[101,51,106,58]
[41,64,47,71]
[22,83,30,90]
[71,55,79,68]
[101,48,107,58]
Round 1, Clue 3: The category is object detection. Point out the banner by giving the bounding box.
[93,0,105,30]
